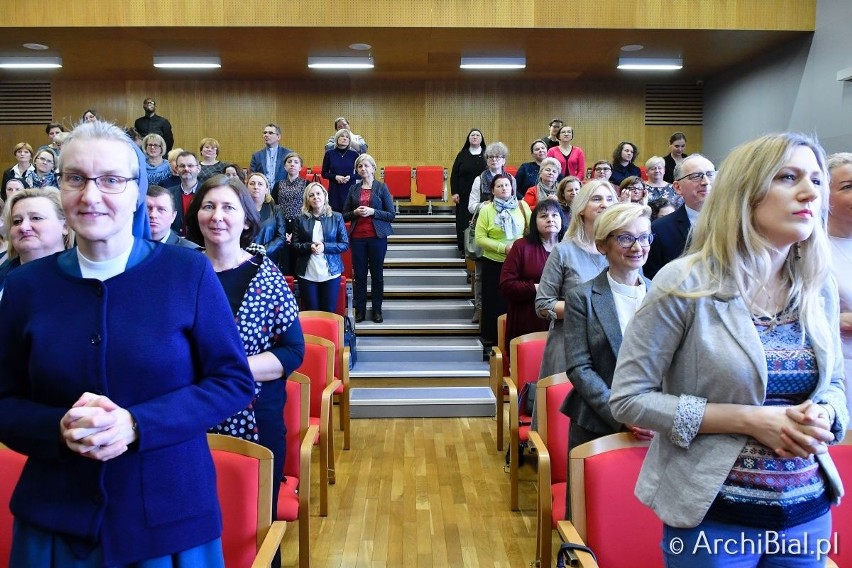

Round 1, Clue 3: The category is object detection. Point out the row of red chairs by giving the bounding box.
[295,165,449,201]
[491,322,852,567]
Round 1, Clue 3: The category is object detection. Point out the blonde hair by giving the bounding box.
[672,132,832,352]
[247,172,274,204]
[354,153,377,171]
[199,137,220,156]
[565,179,617,245]
[301,182,333,217]
[4,188,74,260]
[593,202,651,249]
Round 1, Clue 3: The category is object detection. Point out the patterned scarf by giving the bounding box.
[493,195,522,240]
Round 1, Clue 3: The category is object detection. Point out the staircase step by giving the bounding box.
[356,299,473,320]
[370,268,471,297]
[350,361,489,378]
[349,386,495,418]
[393,214,455,223]
[356,336,484,363]
[392,222,455,236]
[386,243,460,259]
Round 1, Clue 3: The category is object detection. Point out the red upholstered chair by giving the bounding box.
[504,165,518,178]
[827,431,852,568]
[556,433,659,568]
[0,443,26,568]
[278,372,316,568]
[639,165,648,181]
[414,166,447,200]
[207,434,287,568]
[310,166,329,190]
[294,334,340,517]
[527,372,572,568]
[299,166,311,181]
[490,313,509,451]
[381,166,413,199]
[505,330,548,510]
[299,311,351,450]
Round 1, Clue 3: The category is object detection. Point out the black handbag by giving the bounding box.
[344,315,357,369]
[556,541,597,567]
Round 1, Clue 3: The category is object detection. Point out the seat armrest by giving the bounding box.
[252,520,287,568]
[556,521,599,568]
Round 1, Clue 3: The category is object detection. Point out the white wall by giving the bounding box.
[704,0,852,161]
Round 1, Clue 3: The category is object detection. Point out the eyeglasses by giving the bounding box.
[676,170,716,182]
[36,157,54,164]
[486,155,505,160]
[594,166,611,172]
[627,185,645,192]
[146,143,162,148]
[610,232,654,248]
[58,172,137,194]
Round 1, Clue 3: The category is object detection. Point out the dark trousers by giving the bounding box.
[455,203,472,251]
[351,237,387,314]
[254,379,287,519]
[298,275,341,313]
[480,257,507,346]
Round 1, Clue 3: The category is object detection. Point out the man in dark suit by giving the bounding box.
[248,123,292,187]
[146,185,200,249]
[644,153,715,278]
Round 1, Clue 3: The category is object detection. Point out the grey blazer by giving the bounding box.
[560,269,651,436]
[610,256,848,528]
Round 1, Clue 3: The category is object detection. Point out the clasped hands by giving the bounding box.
[310,242,325,254]
[60,392,137,462]
[759,400,834,458]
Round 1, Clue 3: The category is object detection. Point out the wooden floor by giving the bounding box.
[279,409,556,567]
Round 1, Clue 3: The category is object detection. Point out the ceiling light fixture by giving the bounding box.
[0,56,62,69]
[153,56,221,69]
[308,56,374,70]
[617,56,682,71]
[23,43,49,51]
[460,57,526,70]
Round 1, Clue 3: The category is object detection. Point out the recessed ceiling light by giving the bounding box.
[617,56,683,71]
[460,57,526,70]
[349,43,372,51]
[308,56,374,70]
[153,56,221,69]
[620,44,644,52]
[0,56,62,69]
[23,43,49,51]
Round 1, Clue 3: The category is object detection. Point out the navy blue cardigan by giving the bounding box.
[342,180,396,239]
[0,243,255,566]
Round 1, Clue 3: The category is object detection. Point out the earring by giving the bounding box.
[793,242,801,261]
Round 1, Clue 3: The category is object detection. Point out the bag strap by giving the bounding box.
[555,542,597,567]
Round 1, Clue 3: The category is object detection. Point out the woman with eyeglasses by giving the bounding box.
[546,125,586,178]
[645,155,682,209]
[611,133,847,566]
[561,203,655,452]
[536,179,618,381]
[468,142,517,324]
[591,160,613,181]
[610,141,642,186]
[0,121,256,566]
[618,176,649,205]
[24,149,57,189]
[143,133,171,186]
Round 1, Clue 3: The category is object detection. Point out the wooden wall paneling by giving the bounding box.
[643,125,704,165]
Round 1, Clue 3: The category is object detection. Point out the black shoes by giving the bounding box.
[372,311,384,323]
[355,311,365,323]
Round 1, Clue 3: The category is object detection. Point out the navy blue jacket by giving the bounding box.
[0,243,254,565]
[644,204,691,279]
[342,180,396,239]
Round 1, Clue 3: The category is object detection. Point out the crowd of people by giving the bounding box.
[0,101,849,566]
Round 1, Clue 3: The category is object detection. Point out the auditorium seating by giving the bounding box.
[505,330,548,510]
[208,434,287,568]
[381,165,413,199]
[414,166,447,200]
[527,372,572,568]
[556,433,659,568]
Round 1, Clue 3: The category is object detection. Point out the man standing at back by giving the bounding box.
[135,98,174,152]
[324,117,368,154]
[644,153,715,279]
[169,151,201,236]
[249,123,292,187]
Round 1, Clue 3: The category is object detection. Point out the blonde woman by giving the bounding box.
[535,179,617,380]
[246,172,288,272]
[142,133,170,185]
[292,182,349,312]
[198,137,226,183]
[611,133,847,566]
